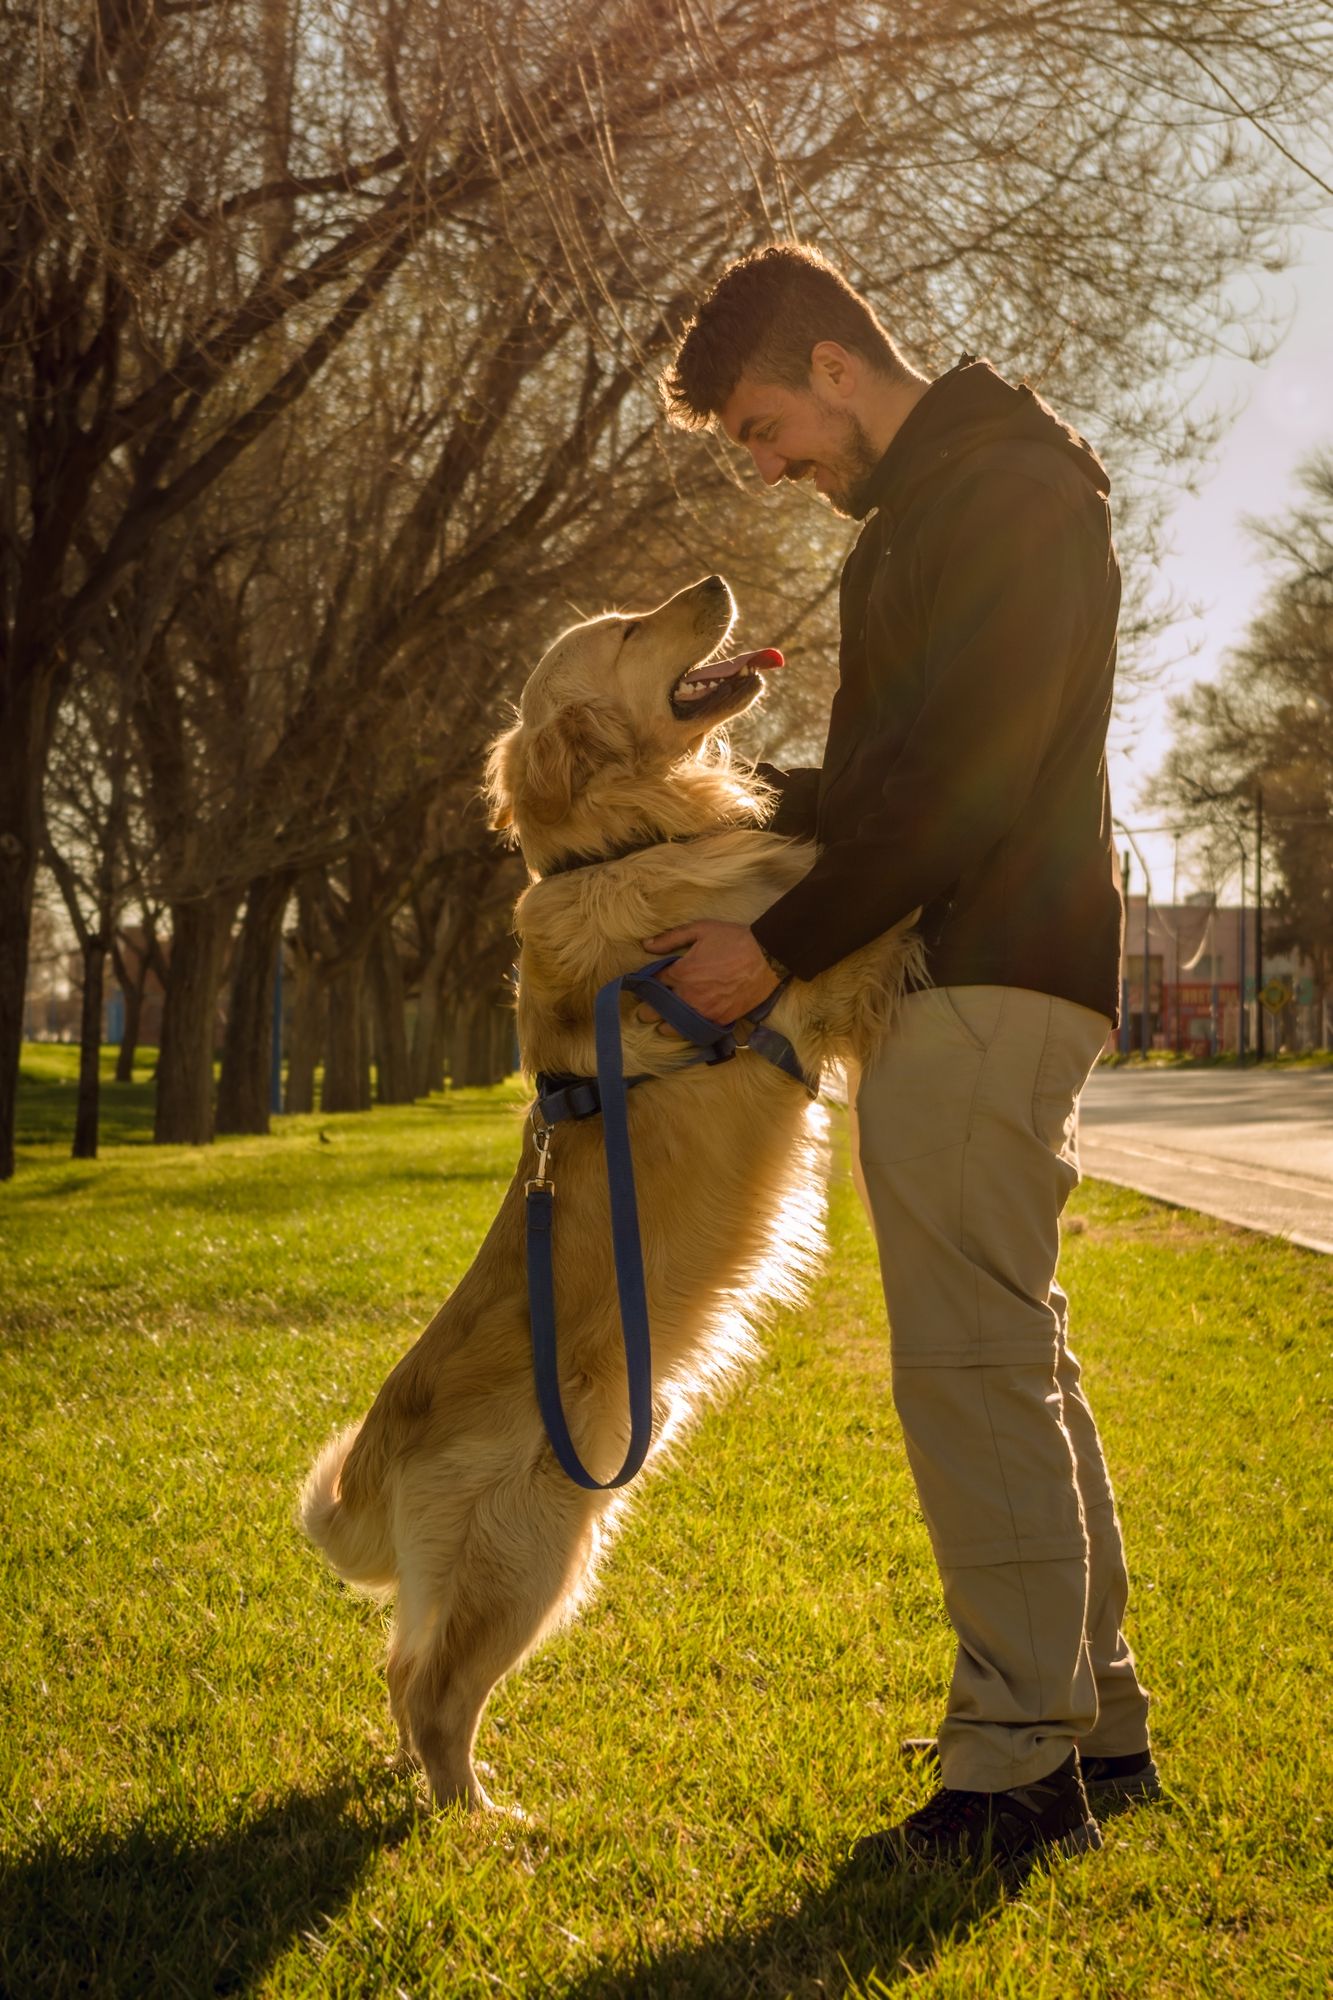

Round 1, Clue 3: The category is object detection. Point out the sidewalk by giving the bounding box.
[1079,1068,1333,1255]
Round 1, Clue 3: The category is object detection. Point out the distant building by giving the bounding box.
[22,926,168,1049]
[21,944,82,1042]
[1119,893,1325,1054]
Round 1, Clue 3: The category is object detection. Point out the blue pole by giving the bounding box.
[270,947,283,1114]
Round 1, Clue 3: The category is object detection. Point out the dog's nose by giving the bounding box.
[700,574,728,595]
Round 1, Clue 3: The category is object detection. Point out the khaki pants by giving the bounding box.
[853,985,1151,1792]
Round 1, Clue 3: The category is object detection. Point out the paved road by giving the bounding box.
[1079,1068,1333,1254]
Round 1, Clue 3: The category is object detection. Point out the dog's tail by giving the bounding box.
[298,1418,397,1594]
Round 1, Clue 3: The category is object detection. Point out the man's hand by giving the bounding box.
[638,919,780,1029]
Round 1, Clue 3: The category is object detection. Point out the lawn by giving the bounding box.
[2,1047,1331,1998]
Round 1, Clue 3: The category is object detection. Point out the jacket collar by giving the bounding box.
[849,355,1111,530]
[849,355,976,522]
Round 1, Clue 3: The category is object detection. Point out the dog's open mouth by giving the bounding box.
[669,647,784,722]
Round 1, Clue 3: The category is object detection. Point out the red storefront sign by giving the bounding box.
[1162,981,1239,1044]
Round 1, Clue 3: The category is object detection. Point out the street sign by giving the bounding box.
[1260,977,1291,1014]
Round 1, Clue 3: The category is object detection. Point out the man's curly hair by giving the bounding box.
[662,244,911,431]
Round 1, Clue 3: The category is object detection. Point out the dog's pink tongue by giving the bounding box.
[683,647,784,683]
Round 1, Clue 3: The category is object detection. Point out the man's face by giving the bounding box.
[717,367,883,518]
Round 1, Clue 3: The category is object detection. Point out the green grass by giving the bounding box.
[3,1047,1331,1997]
[14,1040,163,1147]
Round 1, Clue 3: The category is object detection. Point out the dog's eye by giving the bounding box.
[622,621,639,641]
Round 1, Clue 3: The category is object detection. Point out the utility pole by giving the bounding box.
[1120,848,1132,1054]
[1179,776,1261,1064]
[1254,785,1265,1061]
[1237,838,1247,1067]
[1142,876,1151,1057]
[1113,826,1157,1056]
[1171,832,1181,1053]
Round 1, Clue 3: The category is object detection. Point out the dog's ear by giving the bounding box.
[500,701,636,828]
[484,719,521,834]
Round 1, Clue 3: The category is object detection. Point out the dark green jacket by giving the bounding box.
[751,357,1124,1024]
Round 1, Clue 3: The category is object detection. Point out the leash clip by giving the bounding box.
[526,1110,555,1196]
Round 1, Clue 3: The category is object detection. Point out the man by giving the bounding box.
[650,244,1156,1870]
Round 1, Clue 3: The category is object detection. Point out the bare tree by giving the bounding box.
[214,868,294,1134]
[38,662,135,1157]
[1149,449,1333,1020]
[7,0,1331,1169]
[110,900,166,1082]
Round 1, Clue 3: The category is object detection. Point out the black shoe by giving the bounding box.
[1079,1749,1161,1804]
[899,1736,1161,1805]
[855,1750,1102,1872]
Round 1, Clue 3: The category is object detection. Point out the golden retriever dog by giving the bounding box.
[300,574,920,1812]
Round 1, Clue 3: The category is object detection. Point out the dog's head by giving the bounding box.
[486,575,782,870]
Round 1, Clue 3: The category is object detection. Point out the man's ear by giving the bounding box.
[504,701,635,828]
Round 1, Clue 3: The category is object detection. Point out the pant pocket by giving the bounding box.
[1030,1001,1112,1158]
[933,985,1007,1055]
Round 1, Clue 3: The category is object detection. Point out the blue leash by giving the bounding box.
[525,958,803,1491]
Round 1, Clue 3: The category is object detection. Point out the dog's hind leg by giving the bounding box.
[404,1616,518,1811]
[387,1588,429,1770]
[403,1480,600,1811]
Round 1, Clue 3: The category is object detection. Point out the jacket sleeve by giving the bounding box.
[754,762,822,839]
[751,470,1107,980]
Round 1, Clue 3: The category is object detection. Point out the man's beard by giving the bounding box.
[785,409,883,518]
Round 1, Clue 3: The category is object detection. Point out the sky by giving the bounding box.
[1106,218,1333,906]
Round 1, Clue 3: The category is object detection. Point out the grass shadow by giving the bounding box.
[79,1161,510,1211]
[14,1044,527,1155]
[564,1849,1022,1998]
[15,1073,159,1150]
[0,1776,412,1999]
[22,1171,105,1199]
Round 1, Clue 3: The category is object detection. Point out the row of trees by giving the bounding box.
[1150,450,1333,1010]
[6,0,1333,1171]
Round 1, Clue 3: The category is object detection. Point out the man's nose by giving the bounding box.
[750,444,787,486]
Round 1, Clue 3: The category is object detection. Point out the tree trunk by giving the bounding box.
[154,894,237,1145]
[427,1003,449,1095]
[284,939,323,1114]
[450,996,497,1088]
[489,1002,516,1083]
[322,957,370,1111]
[113,934,149,1083]
[410,916,453,1098]
[72,938,107,1160]
[216,872,292,1135]
[113,922,166,1083]
[0,675,50,1180]
[368,922,413,1104]
[410,977,439,1098]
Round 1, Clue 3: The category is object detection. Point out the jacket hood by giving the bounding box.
[851,356,1111,525]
